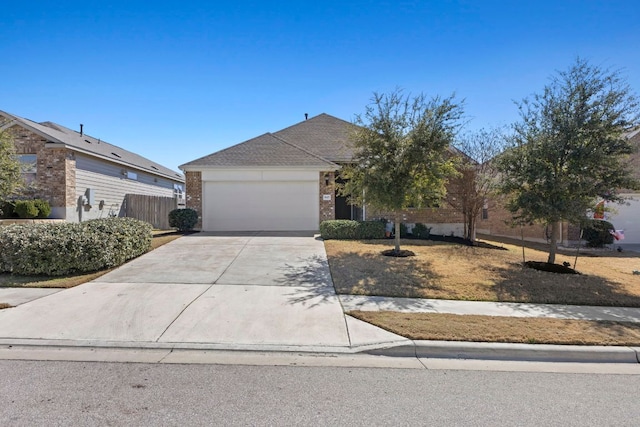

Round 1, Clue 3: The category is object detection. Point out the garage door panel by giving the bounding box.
[203,181,319,231]
[608,195,640,244]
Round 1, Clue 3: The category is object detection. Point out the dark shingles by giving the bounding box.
[273,113,357,163]
[0,111,183,182]
[182,133,337,167]
[181,113,357,169]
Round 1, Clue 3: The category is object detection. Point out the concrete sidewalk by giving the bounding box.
[339,295,640,322]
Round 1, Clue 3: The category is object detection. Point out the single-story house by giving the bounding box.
[180,113,465,233]
[0,110,185,223]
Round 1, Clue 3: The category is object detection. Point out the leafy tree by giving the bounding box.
[497,58,640,264]
[340,89,464,253]
[0,129,23,204]
[450,127,507,242]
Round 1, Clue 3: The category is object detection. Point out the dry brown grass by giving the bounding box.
[349,311,640,345]
[325,236,640,306]
[0,230,185,289]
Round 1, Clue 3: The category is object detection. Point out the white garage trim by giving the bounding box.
[201,169,320,232]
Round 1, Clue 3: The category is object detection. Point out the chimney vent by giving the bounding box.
[80,124,84,136]
[304,113,308,120]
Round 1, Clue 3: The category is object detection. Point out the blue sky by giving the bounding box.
[2,1,639,173]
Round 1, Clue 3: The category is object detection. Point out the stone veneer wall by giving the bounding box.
[319,171,336,223]
[185,171,203,229]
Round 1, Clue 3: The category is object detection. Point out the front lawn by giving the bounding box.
[325,236,640,307]
[349,311,640,346]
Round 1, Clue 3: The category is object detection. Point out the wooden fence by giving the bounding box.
[123,194,178,229]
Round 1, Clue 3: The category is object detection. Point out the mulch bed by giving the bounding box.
[524,261,580,274]
[381,249,415,257]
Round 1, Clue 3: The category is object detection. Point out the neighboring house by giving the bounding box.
[180,113,464,233]
[478,127,640,246]
[0,110,185,222]
[605,127,640,246]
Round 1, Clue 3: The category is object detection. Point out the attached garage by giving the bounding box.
[608,194,640,245]
[201,170,320,231]
[179,114,355,232]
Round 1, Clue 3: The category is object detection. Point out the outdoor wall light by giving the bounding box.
[324,174,330,185]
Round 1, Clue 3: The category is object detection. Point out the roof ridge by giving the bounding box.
[273,112,352,136]
[270,133,336,166]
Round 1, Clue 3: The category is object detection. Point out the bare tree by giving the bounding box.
[450,127,507,242]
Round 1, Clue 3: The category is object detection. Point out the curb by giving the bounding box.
[1,339,639,365]
[366,340,640,364]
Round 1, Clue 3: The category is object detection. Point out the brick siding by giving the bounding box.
[7,124,76,214]
[319,171,335,222]
[185,170,203,229]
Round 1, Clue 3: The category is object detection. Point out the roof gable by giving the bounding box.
[273,113,357,163]
[180,113,357,169]
[182,132,337,168]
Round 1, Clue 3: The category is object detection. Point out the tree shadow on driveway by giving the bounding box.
[276,255,339,308]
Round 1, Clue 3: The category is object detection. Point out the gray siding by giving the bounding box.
[71,154,178,223]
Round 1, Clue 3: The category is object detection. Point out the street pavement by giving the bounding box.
[0,231,639,364]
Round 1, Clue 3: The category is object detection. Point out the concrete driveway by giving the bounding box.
[0,232,406,352]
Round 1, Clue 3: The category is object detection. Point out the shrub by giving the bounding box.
[13,200,38,218]
[582,220,615,248]
[320,220,385,240]
[399,223,409,237]
[168,208,198,231]
[0,201,16,218]
[412,223,431,239]
[354,220,385,239]
[0,217,152,275]
[33,199,52,218]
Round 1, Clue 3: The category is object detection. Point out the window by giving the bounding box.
[482,200,489,220]
[18,154,37,184]
[173,183,184,197]
[126,171,138,180]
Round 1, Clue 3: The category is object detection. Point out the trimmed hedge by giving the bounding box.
[0,217,153,276]
[319,220,385,240]
[33,199,52,218]
[168,208,198,231]
[13,200,39,218]
[1,199,51,219]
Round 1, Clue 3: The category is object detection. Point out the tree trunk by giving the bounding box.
[547,221,560,264]
[394,215,401,253]
[469,214,476,243]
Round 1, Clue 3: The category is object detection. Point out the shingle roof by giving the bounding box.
[182,133,337,168]
[180,113,356,169]
[273,113,357,163]
[0,110,184,182]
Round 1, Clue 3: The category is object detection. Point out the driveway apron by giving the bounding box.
[0,232,403,350]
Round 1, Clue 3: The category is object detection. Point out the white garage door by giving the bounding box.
[202,180,319,231]
[608,194,640,244]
